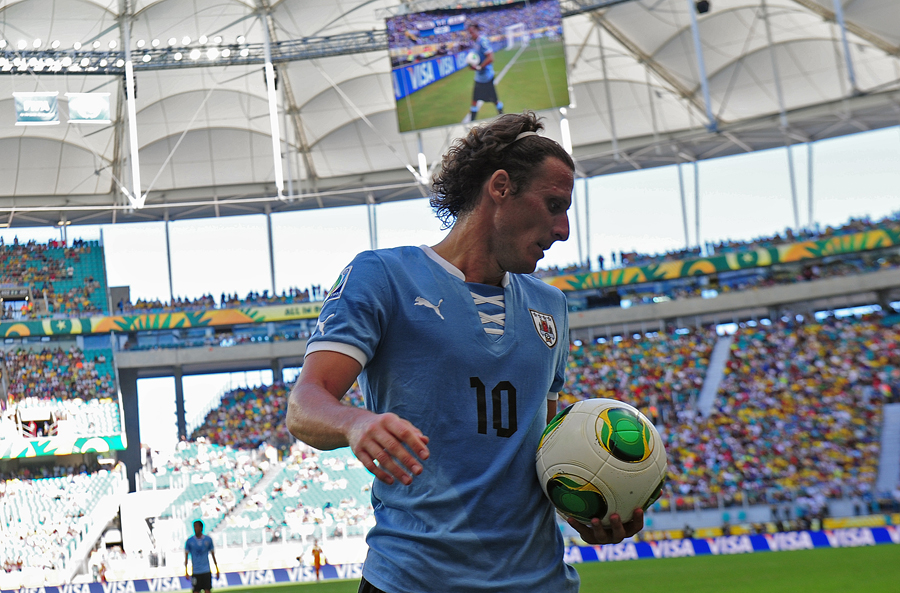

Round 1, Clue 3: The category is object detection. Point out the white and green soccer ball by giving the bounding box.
[465,51,481,67]
[536,398,667,526]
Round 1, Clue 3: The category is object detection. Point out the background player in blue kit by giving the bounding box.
[467,22,503,121]
[286,112,644,593]
[185,520,219,593]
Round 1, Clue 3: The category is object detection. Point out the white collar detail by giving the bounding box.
[419,245,510,287]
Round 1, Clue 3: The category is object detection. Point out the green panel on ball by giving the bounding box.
[538,404,573,450]
[546,474,608,523]
[642,476,666,511]
[597,407,652,463]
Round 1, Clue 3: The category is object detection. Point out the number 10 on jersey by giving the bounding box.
[470,377,517,437]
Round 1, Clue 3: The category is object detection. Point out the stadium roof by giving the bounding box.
[0,0,898,228]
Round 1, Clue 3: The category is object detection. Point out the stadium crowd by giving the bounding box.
[117,286,321,315]
[561,330,715,425]
[3,347,116,404]
[664,316,899,511]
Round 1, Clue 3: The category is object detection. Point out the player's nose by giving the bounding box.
[552,213,570,243]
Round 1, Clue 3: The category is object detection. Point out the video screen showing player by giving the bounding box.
[387,0,569,132]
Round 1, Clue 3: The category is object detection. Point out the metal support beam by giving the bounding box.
[832,0,860,94]
[164,214,174,302]
[174,366,186,441]
[807,142,815,228]
[366,192,378,250]
[260,9,285,198]
[686,0,718,132]
[266,205,276,294]
[121,13,143,208]
[583,177,591,269]
[677,162,690,249]
[693,160,701,251]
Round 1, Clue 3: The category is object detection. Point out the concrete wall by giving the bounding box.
[115,340,306,377]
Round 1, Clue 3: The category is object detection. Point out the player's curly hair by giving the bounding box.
[430,111,575,229]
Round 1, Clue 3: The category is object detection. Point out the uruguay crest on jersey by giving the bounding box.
[529,309,558,348]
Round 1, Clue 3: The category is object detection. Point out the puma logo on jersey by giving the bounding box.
[414,297,444,320]
[316,313,335,336]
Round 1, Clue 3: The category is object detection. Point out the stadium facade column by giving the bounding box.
[174,366,187,441]
[265,204,276,295]
[164,212,174,303]
[271,358,283,383]
[119,368,141,492]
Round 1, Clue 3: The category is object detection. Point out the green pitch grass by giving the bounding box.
[396,38,569,132]
[217,545,900,593]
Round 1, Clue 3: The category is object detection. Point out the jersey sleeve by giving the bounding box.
[306,251,393,368]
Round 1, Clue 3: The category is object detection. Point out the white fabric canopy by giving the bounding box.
[0,0,896,226]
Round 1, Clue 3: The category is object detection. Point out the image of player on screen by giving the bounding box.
[467,22,503,122]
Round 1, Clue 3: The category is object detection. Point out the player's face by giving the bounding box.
[468,26,479,40]
[495,157,573,274]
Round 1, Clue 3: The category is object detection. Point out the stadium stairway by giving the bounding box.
[696,334,734,417]
[210,459,284,539]
[876,403,900,494]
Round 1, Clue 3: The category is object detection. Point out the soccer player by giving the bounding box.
[311,539,324,581]
[184,520,219,593]
[286,111,643,593]
[466,22,503,121]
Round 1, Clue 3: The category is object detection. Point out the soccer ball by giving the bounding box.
[465,51,481,68]
[535,398,667,526]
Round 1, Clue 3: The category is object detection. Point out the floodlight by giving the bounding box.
[62,56,72,67]
[51,40,60,48]
[32,38,41,48]
[116,59,125,67]
[142,54,151,62]
[199,35,208,44]
[173,52,183,61]
[240,48,249,57]
[182,36,191,45]
[221,48,231,58]
[99,59,108,67]
[151,39,160,47]
[137,39,145,48]
[206,48,218,59]
[213,36,222,44]
[168,37,177,46]
[237,35,245,44]
[17,40,26,49]
[80,57,90,67]
[92,40,100,48]
[109,40,117,49]
[73,41,82,49]
[0,40,6,48]
[190,48,201,60]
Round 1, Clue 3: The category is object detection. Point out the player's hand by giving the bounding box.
[566,508,644,545]
[347,412,429,486]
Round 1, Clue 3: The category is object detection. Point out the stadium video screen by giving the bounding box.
[387,0,570,133]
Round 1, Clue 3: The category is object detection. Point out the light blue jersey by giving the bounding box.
[307,246,579,593]
[472,35,495,84]
[185,535,214,574]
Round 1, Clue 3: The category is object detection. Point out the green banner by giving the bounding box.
[0,302,323,338]
[0,434,125,459]
[547,225,900,292]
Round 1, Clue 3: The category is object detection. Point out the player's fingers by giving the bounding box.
[626,508,645,537]
[565,518,598,543]
[373,445,413,485]
[387,418,430,461]
[606,514,627,543]
[356,449,395,485]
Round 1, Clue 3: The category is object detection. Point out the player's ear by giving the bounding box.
[487,169,512,204]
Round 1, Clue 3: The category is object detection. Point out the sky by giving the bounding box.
[2,124,898,451]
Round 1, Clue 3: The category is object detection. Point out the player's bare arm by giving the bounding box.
[286,350,430,486]
[566,508,645,546]
[211,550,219,576]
